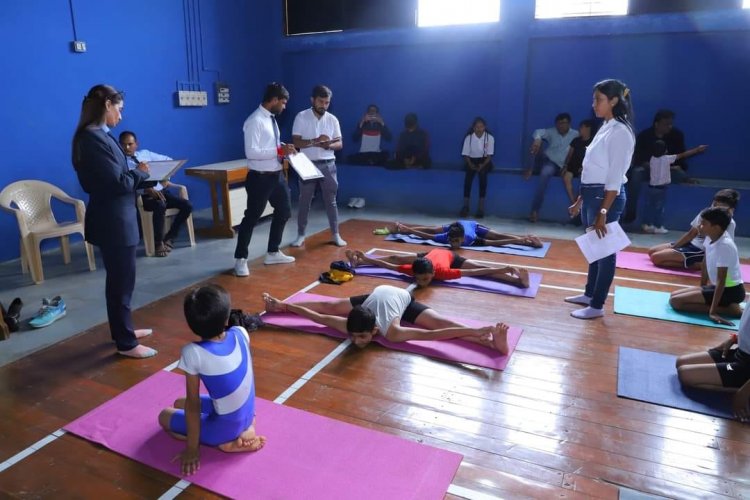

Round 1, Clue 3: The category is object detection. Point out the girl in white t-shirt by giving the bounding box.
[460,117,495,219]
[669,207,745,325]
[648,189,739,269]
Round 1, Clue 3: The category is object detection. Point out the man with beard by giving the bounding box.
[233,82,298,277]
[291,84,346,248]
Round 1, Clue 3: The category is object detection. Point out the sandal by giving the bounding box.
[155,243,169,257]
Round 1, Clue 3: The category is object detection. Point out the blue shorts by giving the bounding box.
[673,242,704,268]
[169,395,253,447]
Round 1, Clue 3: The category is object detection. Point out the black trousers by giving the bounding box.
[99,244,138,351]
[234,170,291,259]
[141,189,193,244]
[463,158,492,198]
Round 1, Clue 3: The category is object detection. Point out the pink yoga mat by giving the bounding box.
[65,370,462,500]
[263,292,522,370]
[617,251,750,282]
[355,265,542,298]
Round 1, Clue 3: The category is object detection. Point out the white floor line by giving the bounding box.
[368,247,691,288]
[0,428,67,473]
[447,484,502,500]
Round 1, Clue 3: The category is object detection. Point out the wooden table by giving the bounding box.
[185,160,251,238]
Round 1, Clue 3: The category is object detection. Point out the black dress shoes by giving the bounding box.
[2,297,23,333]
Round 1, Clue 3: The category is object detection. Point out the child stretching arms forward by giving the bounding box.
[669,207,745,325]
[159,285,264,476]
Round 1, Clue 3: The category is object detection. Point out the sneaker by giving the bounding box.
[29,296,67,328]
[290,235,305,247]
[347,198,357,208]
[265,251,295,265]
[653,226,669,234]
[641,224,655,234]
[564,294,591,306]
[372,227,390,235]
[332,234,347,247]
[234,258,249,277]
[353,198,366,209]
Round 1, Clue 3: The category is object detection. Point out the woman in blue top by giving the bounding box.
[566,79,635,319]
[72,85,156,358]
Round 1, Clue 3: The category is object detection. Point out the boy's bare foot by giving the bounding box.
[262,293,286,313]
[345,249,358,267]
[525,235,543,248]
[516,268,530,288]
[219,429,267,453]
[490,323,509,355]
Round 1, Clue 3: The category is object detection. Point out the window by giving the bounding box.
[417,0,500,27]
[744,0,750,8]
[535,0,628,19]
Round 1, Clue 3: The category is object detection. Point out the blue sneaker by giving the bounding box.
[29,296,66,328]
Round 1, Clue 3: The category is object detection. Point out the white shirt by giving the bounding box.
[243,104,282,172]
[361,285,413,338]
[462,132,495,158]
[581,119,635,191]
[737,306,750,353]
[705,231,742,287]
[649,154,677,186]
[292,108,342,161]
[690,213,736,250]
[360,134,381,153]
[532,127,578,167]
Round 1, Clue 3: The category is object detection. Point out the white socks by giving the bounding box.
[564,294,591,306]
[570,306,604,319]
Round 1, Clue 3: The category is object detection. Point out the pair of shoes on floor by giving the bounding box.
[347,198,366,208]
[653,226,669,234]
[1,297,23,334]
[29,296,66,328]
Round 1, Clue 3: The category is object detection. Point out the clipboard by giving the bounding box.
[145,159,187,182]
[287,152,324,181]
[575,221,631,264]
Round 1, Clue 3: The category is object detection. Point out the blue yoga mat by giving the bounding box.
[613,286,739,331]
[385,234,551,258]
[617,347,733,419]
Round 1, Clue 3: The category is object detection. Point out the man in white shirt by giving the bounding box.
[233,83,298,277]
[525,113,579,222]
[291,85,346,248]
[119,131,193,257]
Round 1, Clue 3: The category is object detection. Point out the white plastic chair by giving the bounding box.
[0,180,96,284]
[137,183,196,257]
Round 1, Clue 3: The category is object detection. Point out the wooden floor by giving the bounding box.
[1,219,748,499]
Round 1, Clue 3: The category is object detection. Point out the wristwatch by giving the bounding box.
[599,208,608,215]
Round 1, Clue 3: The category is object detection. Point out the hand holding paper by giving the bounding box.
[575,221,631,264]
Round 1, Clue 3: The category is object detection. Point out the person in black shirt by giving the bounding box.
[561,119,595,205]
[394,113,431,169]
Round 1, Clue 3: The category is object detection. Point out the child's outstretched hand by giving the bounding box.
[263,293,287,313]
[709,312,734,327]
[173,447,200,476]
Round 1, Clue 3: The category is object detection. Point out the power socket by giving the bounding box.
[176,90,209,107]
[71,41,87,53]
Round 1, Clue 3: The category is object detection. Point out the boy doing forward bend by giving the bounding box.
[263,284,509,354]
[159,285,265,476]
[389,220,543,250]
[346,248,530,289]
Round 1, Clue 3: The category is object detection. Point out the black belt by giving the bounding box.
[249,170,280,176]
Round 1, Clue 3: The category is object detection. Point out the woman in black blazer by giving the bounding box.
[72,84,156,358]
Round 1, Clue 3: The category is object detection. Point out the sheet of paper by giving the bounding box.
[145,159,187,182]
[288,152,324,180]
[575,221,631,264]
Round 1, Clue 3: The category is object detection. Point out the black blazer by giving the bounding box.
[74,128,149,247]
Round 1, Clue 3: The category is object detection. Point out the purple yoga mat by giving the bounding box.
[263,292,523,370]
[617,251,750,282]
[65,370,463,500]
[385,233,551,258]
[355,265,542,298]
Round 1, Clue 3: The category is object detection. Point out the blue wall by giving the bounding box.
[280,6,750,177]
[2,2,750,262]
[0,0,281,262]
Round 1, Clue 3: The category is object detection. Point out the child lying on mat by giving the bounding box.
[669,207,745,326]
[263,284,509,354]
[648,189,738,270]
[381,220,543,249]
[345,248,530,288]
[159,285,265,476]
[676,304,750,422]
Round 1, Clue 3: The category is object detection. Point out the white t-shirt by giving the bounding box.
[704,231,742,287]
[462,132,495,158]
[737,306,750,353]
[689,213,736,250]
[292,108,342,161]
[649,154,677,187]
[360,133,381,153]
[361,285,413,338]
